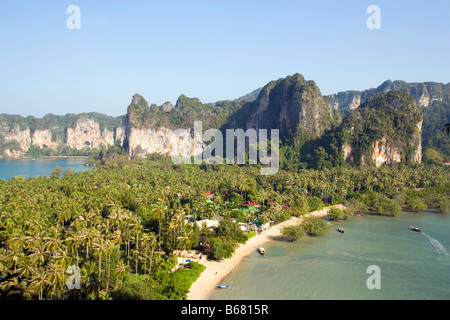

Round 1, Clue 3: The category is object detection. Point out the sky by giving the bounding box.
[0,0,449,117]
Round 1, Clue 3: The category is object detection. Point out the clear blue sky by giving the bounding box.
[0,0,449,117]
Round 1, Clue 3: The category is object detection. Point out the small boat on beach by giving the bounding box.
[410,225,422,232]
[258,247,266,255]
[218,285,230,289]
[337,228,344,233]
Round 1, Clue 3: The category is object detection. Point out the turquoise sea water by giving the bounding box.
[210,211,450,300]
[0,157,91,180]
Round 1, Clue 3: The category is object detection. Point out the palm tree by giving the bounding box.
[43,234,62,259]
[152,201,167,254]
[115,261,128,288]
[66,230,83,266]
[16,256,35,280]
[110,229,123,263]
[178,229,192,266]
[103,239,113,297]
[53,250,72,298]
[92,238,107,296]
[80,228,96,261]
[45,262,65,299]
[29,243,48,267]
[146,232,157,280]
[29,270,51,300]
[131,221,143,283]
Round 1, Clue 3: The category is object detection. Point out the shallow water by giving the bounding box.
[210,211,450,300]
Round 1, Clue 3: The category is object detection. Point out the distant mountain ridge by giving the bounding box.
[326,80,450,112]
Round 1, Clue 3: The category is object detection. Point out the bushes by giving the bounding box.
[230,209,245,223]
[246,231,256,240]
[359,188,449,215]
[406,196,428,212]
[169,262,206,299]
[437,197,450,213]
[328,207,352,221]
[111,261,205,300]
[344,198,368,216]
[307,196,324,211]
[291,196,310,216]
[208,239,235,260]
[362,192,402,216]
[283,225,306,241]
[407,188,450,214]
[282,216,329,241]
[214,217,247,244]
[230,192,244,207]
[204,217,246,260]
[110,281,161,300]
[302,216,330,236]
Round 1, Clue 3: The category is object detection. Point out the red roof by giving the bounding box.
[244,200,260,208]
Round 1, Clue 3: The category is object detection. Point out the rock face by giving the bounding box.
[340,91,423,167]
[327,92,362,112]
[32,129,58,149]
[242,74,333,138]
[115,127,126,146]
[126,126,203,158]
[66,118,114,150]
[327,80,450,112]
[0,114,125,157]
[371,138,402,167]
[124,94,204,158]
[342,142,354,164]
[2,125,31,156]
[160,101,174,113]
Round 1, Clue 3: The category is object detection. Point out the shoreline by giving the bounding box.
[187,204,345,300]
[0,156,89,160]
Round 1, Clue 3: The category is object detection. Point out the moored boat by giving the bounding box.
[258,247,266,255]
[218,285,230,289]
[337,228,344,233]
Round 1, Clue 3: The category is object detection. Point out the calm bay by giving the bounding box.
[0,157,91,180]
[210,211,450,300]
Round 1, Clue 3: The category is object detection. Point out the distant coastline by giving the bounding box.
[0,156,90,165]
[0,155,89,159]
[0,156,92,180]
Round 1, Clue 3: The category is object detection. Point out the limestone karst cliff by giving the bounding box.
[1,74,443,168]
[124,94,204,158]
[327,80,450,112]
[0,113,125,157]
[340,91,423,167]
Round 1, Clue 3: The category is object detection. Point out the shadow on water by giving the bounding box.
[271,235,293,242]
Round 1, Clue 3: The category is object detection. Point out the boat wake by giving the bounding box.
[422,232,450,265]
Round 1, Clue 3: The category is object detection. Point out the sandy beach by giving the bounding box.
[187,204,345,300]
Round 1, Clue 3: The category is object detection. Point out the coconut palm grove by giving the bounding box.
[0,149,449,300]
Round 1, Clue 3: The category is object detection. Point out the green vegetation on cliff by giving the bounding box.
[421,101,450,162]
[339,91,423,166]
